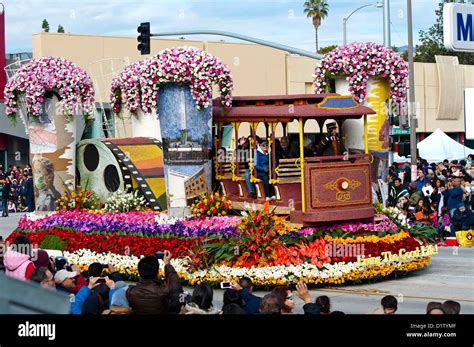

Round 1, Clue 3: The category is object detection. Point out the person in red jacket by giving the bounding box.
[3,235,35,281]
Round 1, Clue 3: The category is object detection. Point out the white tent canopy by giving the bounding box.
[417,128,474,163]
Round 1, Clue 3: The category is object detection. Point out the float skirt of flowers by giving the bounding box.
[63,248,431,286]
[8,213,435,286]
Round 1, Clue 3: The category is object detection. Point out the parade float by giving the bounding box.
[4,45,438,287]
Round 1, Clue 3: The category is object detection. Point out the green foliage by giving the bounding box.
[407,222,439,243]
[57,25,65,33]
[41,19,49,32]
[318,44,338,55]
[39,234,68,251]
[303,0,329,23]
[415,1,474,65]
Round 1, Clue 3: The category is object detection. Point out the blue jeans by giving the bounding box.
[244,170,270,197]
[244,169,255,194]
[450,224,470,237]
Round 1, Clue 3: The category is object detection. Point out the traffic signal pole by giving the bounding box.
[148,30,323,60]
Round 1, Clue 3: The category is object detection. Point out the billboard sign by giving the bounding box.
[444,3,474,52]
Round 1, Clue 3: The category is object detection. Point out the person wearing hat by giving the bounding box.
[388,178,408,207]
[316,122,345,157]
[55,267,87,294]
[245,140,274,199]
[451,202,474,237]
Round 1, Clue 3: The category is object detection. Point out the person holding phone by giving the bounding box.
[126,250,182,314]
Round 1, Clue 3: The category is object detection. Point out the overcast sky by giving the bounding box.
[2,0,439,53]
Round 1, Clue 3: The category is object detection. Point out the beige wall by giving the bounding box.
[414,59,474,134]
[32,33,471,134]
[32,32,314,101]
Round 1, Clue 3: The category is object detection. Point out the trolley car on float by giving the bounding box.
[212,94,377,225]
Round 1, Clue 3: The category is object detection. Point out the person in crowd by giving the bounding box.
[221,289,243,311]
[388,178,408,207]
[23,171,35,212]
[276,136,292,161]
[408,182,423,207]
[259,293,282,314]
[316,122,345,156]
[442,300,461,314]
[168,290,191,315]
[86,262,123,308]
[32,249,53,272]
[271,285,295,314]
[221,303,246,315]
[451,203,474,236]
[30,267,56,290]
[184,284,220,314]
[3,235,35,281]
[466,154,473,169]
[54,266,88,294]
[416,168,429,192]
[294,282,320,315]
[437,207,451,241]
[1,176,11,217]
[430,178,446,214]
[441,177,464,217]
[126,250,182,314]
[0,236,5,273]
[7,198,16,213]
[372,295,397,314]
[426,301,445,314]
[229,276,261,314]
[316,295,331,314]
[71,276,116,315]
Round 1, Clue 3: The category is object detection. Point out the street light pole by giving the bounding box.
[407,0,417,176]
[383,0,391,47]
[343,3,383,45]
[343,18,347,46]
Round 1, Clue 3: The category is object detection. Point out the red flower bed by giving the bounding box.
[7,229,197,258]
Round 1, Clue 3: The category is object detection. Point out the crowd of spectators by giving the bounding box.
[0,164,35,216]
[385,155,474,241]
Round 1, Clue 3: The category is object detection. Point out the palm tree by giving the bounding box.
[304,0,329,53]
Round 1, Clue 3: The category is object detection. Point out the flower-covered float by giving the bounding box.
[7,192,438,287]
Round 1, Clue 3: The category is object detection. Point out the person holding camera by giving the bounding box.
[126,250,182,314]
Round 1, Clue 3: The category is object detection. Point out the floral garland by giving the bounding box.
[313,42,408,104]
[4,56,95,122]
[110,60,146,116]
[139,46,233,113]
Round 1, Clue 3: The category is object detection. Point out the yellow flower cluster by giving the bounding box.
[324,231,411,245]
[173,257,431,287]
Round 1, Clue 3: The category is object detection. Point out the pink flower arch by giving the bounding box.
[313,42,408,105]
[4,56,95,123]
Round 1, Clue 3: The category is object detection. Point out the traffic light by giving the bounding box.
[398,141,410,157]
[389,114,400,127]
[137,22,150,55]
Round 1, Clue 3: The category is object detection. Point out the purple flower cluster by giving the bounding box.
[4,56,95,122]
[18,210,240,238]
[313,42,408,104]
[297,214,398,237]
